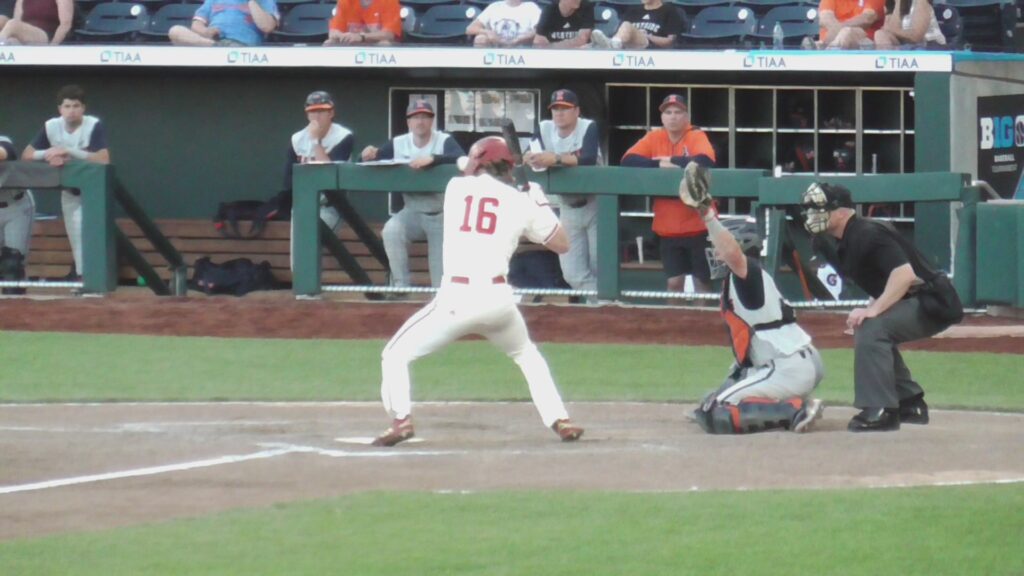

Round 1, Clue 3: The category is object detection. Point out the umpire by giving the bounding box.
[801,182,963,432]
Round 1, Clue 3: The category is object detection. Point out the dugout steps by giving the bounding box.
[27,219,431,288]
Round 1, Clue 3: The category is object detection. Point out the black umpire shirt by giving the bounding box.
[836,215,911,299]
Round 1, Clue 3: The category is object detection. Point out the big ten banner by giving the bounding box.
[978,94,1024,199]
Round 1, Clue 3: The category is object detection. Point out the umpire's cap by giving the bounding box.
[305,91,335,112]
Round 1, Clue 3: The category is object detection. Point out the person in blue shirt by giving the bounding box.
[169,0,278,46]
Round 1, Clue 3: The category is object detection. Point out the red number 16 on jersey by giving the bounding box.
[459,196,499,235]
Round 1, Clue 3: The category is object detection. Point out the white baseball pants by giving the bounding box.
[713,346,824,404]
[380,281,571,427]
[61,191,82,275]
[558,199,598,294]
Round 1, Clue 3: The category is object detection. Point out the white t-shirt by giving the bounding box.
[477,1,542,43]
[442,173,559,280]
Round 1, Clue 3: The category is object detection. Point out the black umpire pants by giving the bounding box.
[853,297,949,409]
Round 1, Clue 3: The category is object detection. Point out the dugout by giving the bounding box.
[1,47,1022,303]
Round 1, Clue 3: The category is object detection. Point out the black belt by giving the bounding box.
[0,192,25,208]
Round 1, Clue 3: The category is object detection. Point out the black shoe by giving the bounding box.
[847,408,900,432]
[899,394,929,425]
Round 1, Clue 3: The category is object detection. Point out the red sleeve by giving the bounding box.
[329,0,349,32]
[622,132,655,160]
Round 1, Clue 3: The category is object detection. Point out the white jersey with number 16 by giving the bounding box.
[442,173,561,281]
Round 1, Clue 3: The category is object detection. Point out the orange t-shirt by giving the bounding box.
[329,0,403,39]
[819,0,885,40]
[622,127,717,238]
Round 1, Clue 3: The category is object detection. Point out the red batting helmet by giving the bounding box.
[461,136,514,176]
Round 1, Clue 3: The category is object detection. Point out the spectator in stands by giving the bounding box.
[286,90,353,269]
[873,0,945,48]
[0,0,73,45]
[523,89,602,301]
[466,0,541,47]
[589,0,683,49]
[621,94,716,294]
[324,0,401,45]
[804,0,884,49]
[361,99,463,293]
[23,85,110,282]
[0,0,14,32]
[168,0,279,47]
[533,0,593,48]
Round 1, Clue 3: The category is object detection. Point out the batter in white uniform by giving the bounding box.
[372,136,584,446]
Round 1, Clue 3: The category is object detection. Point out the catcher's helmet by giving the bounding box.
[800,182,853,235]
[460,136,514,176]
[706,217,762,280]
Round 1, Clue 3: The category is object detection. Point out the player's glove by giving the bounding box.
[679,161,713,216]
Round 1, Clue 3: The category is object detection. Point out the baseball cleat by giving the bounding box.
[791,398,824,433]
[551,418,584,442]
[371,417,415,447]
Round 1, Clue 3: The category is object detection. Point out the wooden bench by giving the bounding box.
[27,218,431,286]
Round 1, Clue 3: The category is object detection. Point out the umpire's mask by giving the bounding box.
[800,182,851,235]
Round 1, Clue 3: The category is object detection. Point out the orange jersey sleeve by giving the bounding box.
[622,131,657,159]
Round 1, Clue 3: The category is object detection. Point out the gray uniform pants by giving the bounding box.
[558,197,598,293]
[382,208,443,287]
[853,297,947,409]
[0,192,34,254]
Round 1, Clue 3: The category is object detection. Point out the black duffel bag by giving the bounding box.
[917,273,964,325]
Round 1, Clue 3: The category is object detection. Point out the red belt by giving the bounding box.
[451,275,506,285]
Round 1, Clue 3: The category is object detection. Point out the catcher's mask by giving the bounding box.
[458,136,514,176]
[706,217,762,280]
[800,182,853,235]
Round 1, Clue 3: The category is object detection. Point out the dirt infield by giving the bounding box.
[1,292,1022,541]
[3,401,1023,540]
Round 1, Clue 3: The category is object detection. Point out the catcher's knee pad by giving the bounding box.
[699,397,803,434]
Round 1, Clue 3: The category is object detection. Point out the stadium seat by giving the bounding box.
[943,0,1015,51]
[678,5,757,48]
[74,2,150,43]
[595,0,643,8]
[734,0,815,17]
[138,3,200,43]
[594,4,621,36]
[933,3,964,49]
[749,4,818,46]
[268,2,335,44]
[670,0,732,20]
[404,4,478,44]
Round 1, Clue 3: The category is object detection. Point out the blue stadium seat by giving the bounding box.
[678,5,757,48]
[74,2,150,43]
[933,3,964,48]
[268,2,335,44]
[594,4,621,36]
[404,4,478,44]
[749,4,818,46]
[138,2,199,42]
[943,0,1015,51]
[734,0,815,17]
[670,0,732,20]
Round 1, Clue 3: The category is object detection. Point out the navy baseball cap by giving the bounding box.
[549,89,579,109]
[305,90,334,112]
[406,99,435,117]
[659,94,688,112]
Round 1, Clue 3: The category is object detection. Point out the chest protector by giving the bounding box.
[721,268,810,366]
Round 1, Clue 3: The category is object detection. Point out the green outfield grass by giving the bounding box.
[1,331,1022,410]
[1,484,1022,575]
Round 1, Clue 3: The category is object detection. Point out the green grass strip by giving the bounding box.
[1,484,1022,575]
[1,331,1021,410]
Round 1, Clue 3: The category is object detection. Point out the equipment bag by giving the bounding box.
[916,273,965,325]
[213,191,291,239]
[190,257,277,296]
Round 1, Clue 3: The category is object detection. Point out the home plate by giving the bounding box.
[334,436,425,445]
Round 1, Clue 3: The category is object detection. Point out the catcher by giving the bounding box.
[680,162,825,434]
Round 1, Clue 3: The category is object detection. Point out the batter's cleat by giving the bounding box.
[791,398,824,433]
[551,419,584,442]
[371,417,415,447]
[898,394,929,425]
[847,407,900,432]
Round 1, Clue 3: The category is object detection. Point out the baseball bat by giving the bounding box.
[500,118,531,192]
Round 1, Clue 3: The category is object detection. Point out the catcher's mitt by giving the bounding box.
[679,161,713,213]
